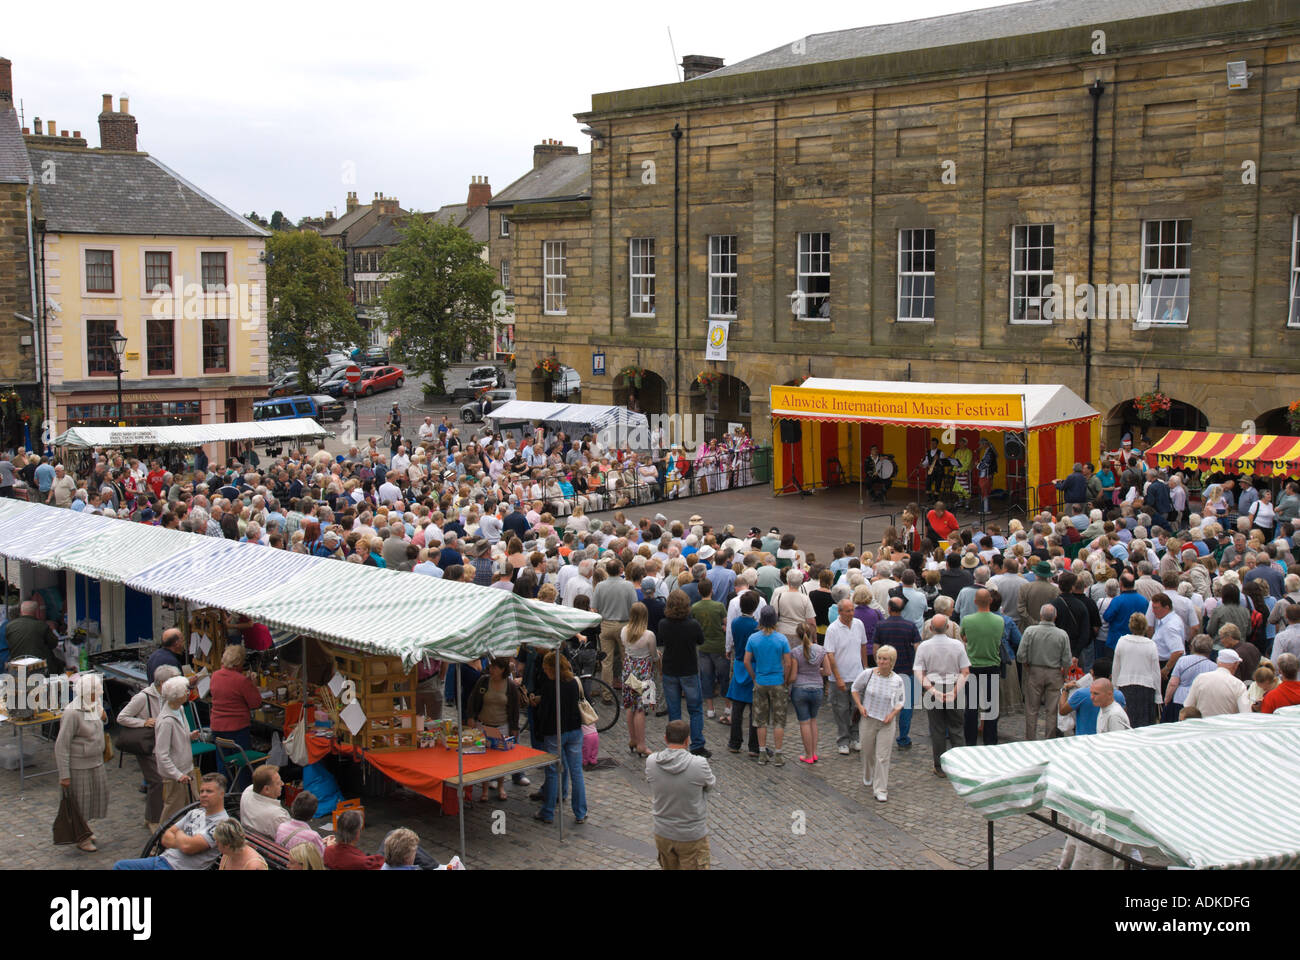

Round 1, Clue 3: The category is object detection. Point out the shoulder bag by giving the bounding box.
[574,678,599,726]
[114,693,157,756]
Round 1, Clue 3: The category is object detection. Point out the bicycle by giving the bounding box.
[518,640,619,734]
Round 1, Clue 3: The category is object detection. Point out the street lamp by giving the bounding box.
[108,330,127,426]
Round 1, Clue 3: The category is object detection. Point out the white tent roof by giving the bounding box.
[0,500,599,666]
[779,379,1097,430]
[53,418,332,449]
[485,400,569,423]
[487,401,648,435]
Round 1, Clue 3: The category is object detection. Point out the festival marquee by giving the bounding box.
[769,379,1100,509]
[1144,430,1300,479]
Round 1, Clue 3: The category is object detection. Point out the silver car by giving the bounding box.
[461,388,516,423]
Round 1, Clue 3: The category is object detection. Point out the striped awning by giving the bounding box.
[942,714,1300,870]
[0,500,599,666]
[1145,430,1300,478]
[0,499,118,565]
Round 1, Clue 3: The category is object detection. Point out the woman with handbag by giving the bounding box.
[155,676,201,824]
[55,673,109,853]
[529,651,588,825]
[116,664,181,835]
[466,657,523,801]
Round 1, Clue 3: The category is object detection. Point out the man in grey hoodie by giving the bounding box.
[645,720,716,869]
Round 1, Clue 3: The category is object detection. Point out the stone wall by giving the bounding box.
[0,182,37,382]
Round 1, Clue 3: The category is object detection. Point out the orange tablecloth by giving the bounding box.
[284,704,552,816]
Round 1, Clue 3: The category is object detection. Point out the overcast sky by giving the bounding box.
[9,0,999,221]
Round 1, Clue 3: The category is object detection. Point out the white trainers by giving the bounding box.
[875,791,888,802]
[862,776,872,787]
[706,709,716,719]
[838,745,851,755]
[852,741,861,752]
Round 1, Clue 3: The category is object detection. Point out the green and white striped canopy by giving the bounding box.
[0,500,599,666]
[941,714,1300,869]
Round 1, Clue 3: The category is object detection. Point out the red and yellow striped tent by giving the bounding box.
[769,379,1101,510]
[1144,431,1300,478]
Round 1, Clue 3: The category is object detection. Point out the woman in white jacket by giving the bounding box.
[117,664,180,834]
[1111,612,1161,728]
[155,676,201,824]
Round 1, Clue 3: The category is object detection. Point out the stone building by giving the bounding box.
[509,0,1300,448]
[0,58,40,419]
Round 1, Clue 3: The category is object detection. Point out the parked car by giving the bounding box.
[268,360,351,397]
[449,364,505,402]
[318,369,354,398]
[460,388,516,423]
[253,394,345,423]
[349,365,405,397]
[352,345,389,365]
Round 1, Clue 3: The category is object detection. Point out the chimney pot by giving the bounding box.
[533,138,579,169]
[119,94,129,114]
[73,130,80,138]
[21,127,29,135]
[48,120,55,136]
[33,117,41,135]
[61,130,68,137]
[101,93,112,113]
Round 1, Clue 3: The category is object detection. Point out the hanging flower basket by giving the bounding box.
[618,365,648,389]
[1132,391,1171,423]
[695,369,722,389]
[533,356,562,381]
[1287,401,1300,435]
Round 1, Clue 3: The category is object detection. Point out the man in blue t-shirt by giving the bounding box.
[1101,573,1147,648]
[1060,659,1125,736]
[744,609,794,765]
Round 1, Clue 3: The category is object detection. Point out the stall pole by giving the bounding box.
[555,648,562,843]
[456,665,466,862]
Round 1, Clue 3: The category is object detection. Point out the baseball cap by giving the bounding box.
[1217,649,1242,665]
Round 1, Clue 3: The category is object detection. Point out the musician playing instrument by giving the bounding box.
[864,444,893,503]
[922,437,944,499]
[952,436,973,507]
[975,438,998,514]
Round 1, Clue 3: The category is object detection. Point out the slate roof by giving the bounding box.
[352,215,406,248]
[487,153,590,207]
[25,146,267,236]
[459,205,488,244]
[705,0,1250,79]
[0,108,33,184]
[320,203,374,237]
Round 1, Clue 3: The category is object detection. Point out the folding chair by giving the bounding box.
[214,736,269,785]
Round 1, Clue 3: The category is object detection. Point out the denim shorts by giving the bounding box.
[790,685,824,722]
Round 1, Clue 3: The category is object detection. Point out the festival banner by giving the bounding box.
[705,320,730,361]
[770,385,1024,425]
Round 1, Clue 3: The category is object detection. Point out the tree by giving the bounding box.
[270,210,287,231]
[379,216,498,395]
[265,230,362,393]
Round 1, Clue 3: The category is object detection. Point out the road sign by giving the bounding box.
[345,365,362,385]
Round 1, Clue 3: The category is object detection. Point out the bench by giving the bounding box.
[139,793,292,869]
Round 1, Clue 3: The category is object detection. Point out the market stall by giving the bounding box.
[1144,430,1300,480]
[942,713,1300,870]
[0,499,600,855]
[486,400,649,449]
[768,379,1100,510]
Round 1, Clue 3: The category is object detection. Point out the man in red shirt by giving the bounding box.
[147,461,167,498]
[322,809,384,870]
[927,501,960,542]
[1261,653,1300,714]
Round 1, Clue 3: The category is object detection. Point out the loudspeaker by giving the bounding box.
[779,419,803,444]
[1004,431,1026,460]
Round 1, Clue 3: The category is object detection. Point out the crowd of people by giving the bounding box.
[10,416,1300,870]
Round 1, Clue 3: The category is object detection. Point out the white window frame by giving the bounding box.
[1010,225,1054,324]
[1290,215,1300,329]
[629,238,656,317]
[544,241,567,315]
[1137,219,1191,326]
[795,232,830,321]
[500,259,511,293]
[708,235,738,319]
[897,228,936,323]
[500,216,510,238]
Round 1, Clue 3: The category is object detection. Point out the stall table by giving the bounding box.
[3,710,61,798]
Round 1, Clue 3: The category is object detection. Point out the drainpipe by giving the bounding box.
[1084,79,1105,405]
[671,123,683,417]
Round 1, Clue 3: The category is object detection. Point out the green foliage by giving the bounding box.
[265,231,362,393]
[270,210,287,232]
[378,216,498,394]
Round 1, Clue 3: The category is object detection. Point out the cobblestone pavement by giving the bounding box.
[0,698,1065,871]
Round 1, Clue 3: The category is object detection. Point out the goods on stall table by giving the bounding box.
[484,733,517,751]
[327,647,417,753]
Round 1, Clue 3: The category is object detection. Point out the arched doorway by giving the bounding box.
[1105,396,1209,447]
[1256,406,1292,437]
[613,368,667,417]
[689,371,751,440]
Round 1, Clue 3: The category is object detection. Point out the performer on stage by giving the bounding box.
[922,437,944,500]
[976,437,998,514]
[952,436,973,509]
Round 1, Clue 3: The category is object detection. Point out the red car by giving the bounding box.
[348,365,404,397]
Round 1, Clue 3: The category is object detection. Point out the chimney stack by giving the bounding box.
[533,138,579,170]
[467,175,491,212]
[98,93,138,151]
[0,58,12,104]
[345,191,359,214]
[680,55,725,80]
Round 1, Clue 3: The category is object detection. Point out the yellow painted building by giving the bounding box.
[26,97,268,434]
